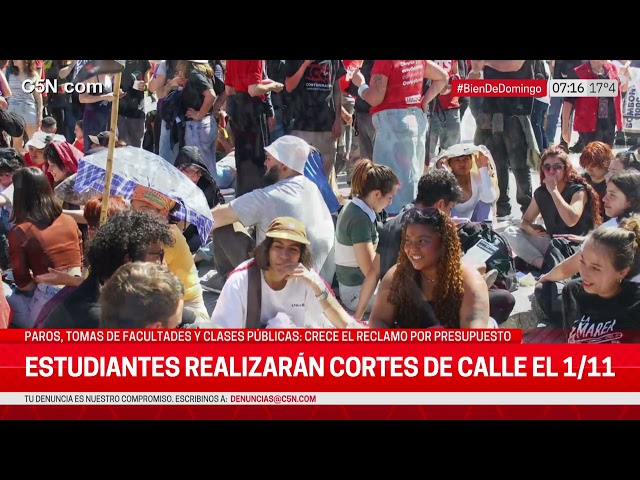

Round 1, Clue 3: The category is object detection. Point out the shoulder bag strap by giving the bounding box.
[245,262,262,328]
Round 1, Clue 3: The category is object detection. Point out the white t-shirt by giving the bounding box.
[230,175,335,273]
[210,259,335,328]
[452,168,497,221]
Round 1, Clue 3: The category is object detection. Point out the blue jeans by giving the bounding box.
[428,108,461,161]
[532,100,549,152]
[545,97,563,144]
[372,107,428,215]
[185,116,217,173]
[159,119,179,165]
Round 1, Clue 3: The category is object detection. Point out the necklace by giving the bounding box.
[420,272,436,284]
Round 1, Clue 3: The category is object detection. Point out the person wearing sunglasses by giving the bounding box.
[535,170,640,327]
[368,207,491,329]
[502,145,603,272]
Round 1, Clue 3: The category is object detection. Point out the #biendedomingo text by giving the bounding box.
[26,355,546,378]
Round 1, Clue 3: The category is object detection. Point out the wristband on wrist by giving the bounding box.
[315,288,329,301]
[357,84,369,97]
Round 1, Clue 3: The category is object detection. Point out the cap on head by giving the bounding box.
[25,131,66,150]
[88,131,114,147]
[265,216,310,245]
[264,135,310,175]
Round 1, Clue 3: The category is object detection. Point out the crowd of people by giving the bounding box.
[0,59,639,342]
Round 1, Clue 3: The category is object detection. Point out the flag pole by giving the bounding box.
[99,72,122,225]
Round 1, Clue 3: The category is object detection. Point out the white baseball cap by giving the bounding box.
[264,135,310,175]
[188,60,209,64]
[25,131,67,150]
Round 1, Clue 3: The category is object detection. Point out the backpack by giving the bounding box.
[457,221,519,292]
[160,88,183,129]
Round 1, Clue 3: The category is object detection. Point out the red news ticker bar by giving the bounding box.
[451,79,547,97]
[0,329,523,344]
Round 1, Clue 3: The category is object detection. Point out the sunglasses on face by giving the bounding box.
[542,163,565,172]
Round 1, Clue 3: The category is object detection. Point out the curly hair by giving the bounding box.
[579,141,613,170]
[387,208,464,328]
[540,145,603,227]
[87,210,175,284]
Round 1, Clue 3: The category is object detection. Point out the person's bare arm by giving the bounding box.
[0,71,12,98]
[358,73,388,107]
[549,190,587,228]
[458,264,491,328]
[285,61,312,93]
[248,80,283,97]
[354,254,381,320]
[421,60,449,108]
[537,251,581,284]
[212,204,240,229]
[58,61,76,79]
[519,197,546,237]
[368,265,397,328]
[353,242,375,282]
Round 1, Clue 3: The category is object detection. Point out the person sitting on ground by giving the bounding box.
[204,135,335,293]
[174,146,226,263]
[368,208,492,328]
[209,217,359,329]
[335,159,399,313]
[435,143,498,223]
[32,195,130,328]
[535,170,640,326]
[563,216,640,343]
[41,210,196,328]
[130,185,209,323]
[502,144,602,271]
[355,169,515,324]
[99,262,184,329]
[605,146,640,180]
[579,141,613,221]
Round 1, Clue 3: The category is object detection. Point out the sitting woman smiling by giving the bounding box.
[368,208,491,329]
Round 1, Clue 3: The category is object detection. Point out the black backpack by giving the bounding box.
[457,221,519,292]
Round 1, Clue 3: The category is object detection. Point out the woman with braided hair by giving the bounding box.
[368,208,491,328]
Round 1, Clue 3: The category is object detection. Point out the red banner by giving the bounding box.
[1,329,638,420]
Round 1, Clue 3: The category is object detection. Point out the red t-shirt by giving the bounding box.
[225,60,262,93]
[433,60,459,110]
[73,138,84,153]
[370,60,426,115]
[24,152,46,171]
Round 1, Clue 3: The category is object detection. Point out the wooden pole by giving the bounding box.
[99,72,122,225]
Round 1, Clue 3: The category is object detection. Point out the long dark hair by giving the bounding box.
[608,170,640,221]
[10,167,62,228]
